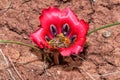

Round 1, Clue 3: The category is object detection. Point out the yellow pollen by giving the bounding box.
[48,33,70,48]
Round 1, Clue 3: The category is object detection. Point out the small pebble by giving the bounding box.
[23,35,29,40]
[102,31,112,38]
[31,69,34,72]
[57,71,61,75]
[93,0,96,2]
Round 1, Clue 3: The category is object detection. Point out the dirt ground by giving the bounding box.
[0,0,120,80]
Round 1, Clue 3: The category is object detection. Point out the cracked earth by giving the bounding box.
[0,0,120,80]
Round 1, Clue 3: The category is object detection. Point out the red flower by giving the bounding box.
[30,7,89,56]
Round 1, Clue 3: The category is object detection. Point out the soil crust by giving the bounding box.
[0,0,120,80]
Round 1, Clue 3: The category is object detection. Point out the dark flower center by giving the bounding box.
[48,33,70,48]
[45,23,77,48]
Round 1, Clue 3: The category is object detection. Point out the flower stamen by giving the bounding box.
[48,33,70,48]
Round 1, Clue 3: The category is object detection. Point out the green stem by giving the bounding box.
[0,40,52,61]
[0,40,39,50]
[87,22,120,36]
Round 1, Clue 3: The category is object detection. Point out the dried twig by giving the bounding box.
[0,49,24,80]
[0,49,15,80]
[92,70,120,77]
[39,56,51,76]
[73,54,120,79]
[8,57,24,80]
[79,67,96,80]
[72,54,96,80]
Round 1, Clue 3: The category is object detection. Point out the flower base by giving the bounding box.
[43,48,64,65]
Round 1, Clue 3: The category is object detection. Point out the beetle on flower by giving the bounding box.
[30,7,89,57]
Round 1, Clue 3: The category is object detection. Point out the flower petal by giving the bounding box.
[59,7,89,37]
[39,7,61,35]
[30,28,48,48]
[30,7,89,57]
[60,45,83,56]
